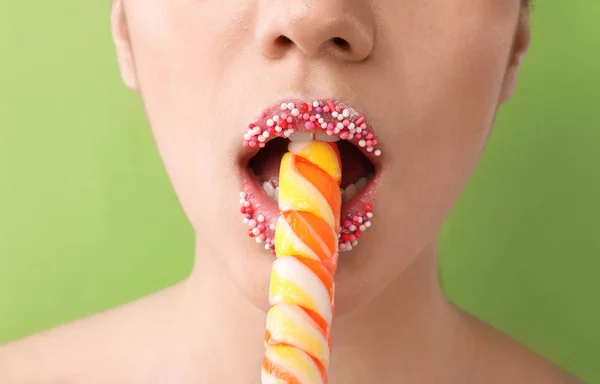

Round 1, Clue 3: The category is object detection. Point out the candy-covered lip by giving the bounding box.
[237,99,382,254]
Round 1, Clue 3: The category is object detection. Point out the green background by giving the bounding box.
[1,1,599,382]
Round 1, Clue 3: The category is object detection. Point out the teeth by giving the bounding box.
[274,187,279,202]
[262,181,275,199]
[342,183,357,203]
[355,176,367,190]
[314,133,340,142]
[289,132,314,142]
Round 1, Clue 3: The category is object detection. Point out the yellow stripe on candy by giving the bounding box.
[266,304,330,368]
[287,141,341,185]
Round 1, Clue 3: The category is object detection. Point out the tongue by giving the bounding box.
[250,139,373,189]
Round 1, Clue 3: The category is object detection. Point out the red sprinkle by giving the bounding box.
[365,204,373,213]
[248,229,256,238]
[300,103,309,112]
[257,223,266,232]
[246,206,254,215]
[342,219,352,229]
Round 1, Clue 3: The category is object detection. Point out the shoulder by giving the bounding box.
[0,284,183,384]
[461,311,583,384]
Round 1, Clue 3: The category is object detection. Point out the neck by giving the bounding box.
[180,239,457,383]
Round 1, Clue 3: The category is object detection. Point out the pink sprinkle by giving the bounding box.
[249,141,257,147]
[340,131,349,140]
[366,140,373,147]
[360,123,367,129]
[243,141,249,147]
[281,113,288,119]
[327,123,334,130]
[257,223,266,232]
[327,101,335,112]
[305,121,315,129]
[259,142,266,148]
[326,129,334,135]
[309,115,317,122]
[302,113,310,120]
[355,134,362,139]
[323,106,330,113]
[258,233,266,241]
[355,116,365,125]
[366,132,374,139]
[251,136,258,141]
[372,139,378,145]
[343,219,352,229]
[342,119,350,127]
[287,117,293,123]
[335,105,342,112]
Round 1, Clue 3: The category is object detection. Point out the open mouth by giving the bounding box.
[239,100,382,254]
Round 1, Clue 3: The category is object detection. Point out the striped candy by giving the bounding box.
[262,141,342,384]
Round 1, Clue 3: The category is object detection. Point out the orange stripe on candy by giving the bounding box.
[262,356,301,384]
[301,306,330,343]
[296,257,334,303]
[309,354,329,384]
[293,156,341,226]
[283,211,337,272]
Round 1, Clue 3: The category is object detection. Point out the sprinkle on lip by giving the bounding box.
[241,100,380,253]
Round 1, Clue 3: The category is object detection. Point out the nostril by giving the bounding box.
[331,37,350,50]
[275,35,294,47]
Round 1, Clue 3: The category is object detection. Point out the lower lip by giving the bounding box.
[239,167,379,254]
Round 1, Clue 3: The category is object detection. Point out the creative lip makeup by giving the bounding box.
[238,99,382,254]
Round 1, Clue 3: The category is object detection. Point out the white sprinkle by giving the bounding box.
[275,126,283,132]
[244,201,250,207]
[333,127,341,134]
[243,133,251,141]
[348,134,354,140]
[352,240,359,246]
[280,103,288,110]
[374,149,382,156]
[287,103,295,110]
[356,128,363,134]
[249,219,257,228]
[342,109,350,117]
[321,123,328,129]
[269,224,276,231]
[316,114,321,119]
[291,108,300,116]
[257,135,266,142]
[331,111,339,118]
[243,218,249,224]
[336,122,344,129]
[365,221,372,227]
[358,140,366,147]
[366,212,374,219]
[239,199,245,205]
[265,244,271,250]
[357,217,363,224]
[313,101,319,107]
[348,123,355,129]
[349,225,357,232]
[252,228,261,236]
[255,237,263,244]
[318,118,325,124]
[340,243,347,251]
[253,127,261,135]
[367,146,374,152]
[257,215,265,223]
[266,119,274,127]
[360,225,367,232]
[273,115,280,122]
[262,131,269,138]
[239,192,247,198]
[337,115,344,121]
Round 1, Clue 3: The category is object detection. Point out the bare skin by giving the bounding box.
[0,0,585,382]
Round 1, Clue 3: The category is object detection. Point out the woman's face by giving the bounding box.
[112,0,528,313]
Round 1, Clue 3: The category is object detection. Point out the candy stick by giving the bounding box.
[262,141,342,384]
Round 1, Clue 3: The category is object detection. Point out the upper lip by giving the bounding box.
[239,98,383,166]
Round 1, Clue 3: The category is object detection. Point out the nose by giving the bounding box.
[255,0,375,62]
